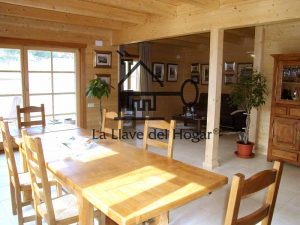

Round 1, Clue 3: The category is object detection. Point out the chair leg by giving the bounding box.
[56,182,62,197]
[16,192,24,225]
[9,182,17,215]
[36,214,42,225]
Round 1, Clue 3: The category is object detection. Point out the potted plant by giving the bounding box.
[86,78,112,131]
[230,71,268,158]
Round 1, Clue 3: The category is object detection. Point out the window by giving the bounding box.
[0,47,78,125]
[27,50,77,123]
[122,60,140,91]
[0,48,23,122]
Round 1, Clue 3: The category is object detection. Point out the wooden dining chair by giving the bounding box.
[143,120,176,158]
[224,161,283,225]
[17,104,46,129]
[101,108,123,138]
[22,129,79,225]
[0,117,35,225]
[22,130,102,225]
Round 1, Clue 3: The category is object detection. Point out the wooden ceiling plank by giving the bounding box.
[83,0,177,16]
[0,2,132,30]
[0,0,147,24]
[0,14,110,37]
[178,0,220,8]
[151,38,206,49]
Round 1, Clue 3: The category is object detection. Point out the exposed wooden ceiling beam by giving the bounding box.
[84,0,177,16]
[151,38,207,49]
[0,2,132,30]
[0,15,109,37]
[0,0,148,24]
[113,0,300,45]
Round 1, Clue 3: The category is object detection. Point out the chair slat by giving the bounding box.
[242,170,277,196]
[237,205,269,225]
[20,106,44,113]
[148,120,171,130]
[21,120,44,127]
[146,139,169,150]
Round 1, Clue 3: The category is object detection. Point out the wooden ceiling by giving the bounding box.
[0,0,239,33]
[0,0,298,45]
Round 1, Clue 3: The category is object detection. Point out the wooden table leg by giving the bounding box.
[79,197,94,225]
[148,212,168,225]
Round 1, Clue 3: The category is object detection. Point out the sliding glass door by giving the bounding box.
[0,46,78,125]
[27,50,77,123]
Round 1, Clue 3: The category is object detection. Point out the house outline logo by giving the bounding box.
[117,52,199,120]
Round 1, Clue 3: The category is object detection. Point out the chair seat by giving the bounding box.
[38,194,78,223]
[18,172,58,191]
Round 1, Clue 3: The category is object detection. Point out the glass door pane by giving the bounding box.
[279,61,300,102]
[0,48,22,122]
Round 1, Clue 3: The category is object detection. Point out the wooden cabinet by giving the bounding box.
[268,53,300,166]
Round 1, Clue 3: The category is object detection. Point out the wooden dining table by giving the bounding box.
[13,126,228,225]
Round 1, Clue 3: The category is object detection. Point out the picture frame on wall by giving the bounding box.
[191,74,200,84]
[237,63,253,81]
[94,51,112,68]
[95,74,111,87]
[201,64,209,85]
[224,73,237,84]
[191,63,201,74]
[167,64,178,82]
[224,62,236,73]
[152,63,164,82]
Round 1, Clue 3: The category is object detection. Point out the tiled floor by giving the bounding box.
[0,128,299,225]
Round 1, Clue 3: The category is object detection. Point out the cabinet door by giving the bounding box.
[272,117,299,151]
[276,61,300,104]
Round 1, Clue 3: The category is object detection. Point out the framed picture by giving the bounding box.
[224,73,237,84]
[94,51,112,68]
[237,63,253,81]
[191,74,200,84]
[201,64,209,85]
[191,63,201,74]
[167,64,178,82]
[224,62,236,73]
[152,63,164,82]
[95,74,111,86]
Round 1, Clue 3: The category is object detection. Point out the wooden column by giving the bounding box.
[249,26,264,147]
[203,28,224,169]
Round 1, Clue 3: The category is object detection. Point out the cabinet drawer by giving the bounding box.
[272,149,298,162]
[289,107,300,117]
[275,107,287,116]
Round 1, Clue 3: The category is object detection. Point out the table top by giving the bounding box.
[41,129,228,225]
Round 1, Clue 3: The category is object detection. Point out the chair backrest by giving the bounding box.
[101,109,123,138]
[224,161,283,225]
[143,120,176,158]
[17,104,46,129]
[21,129,55,223]
[0,117,21,191]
